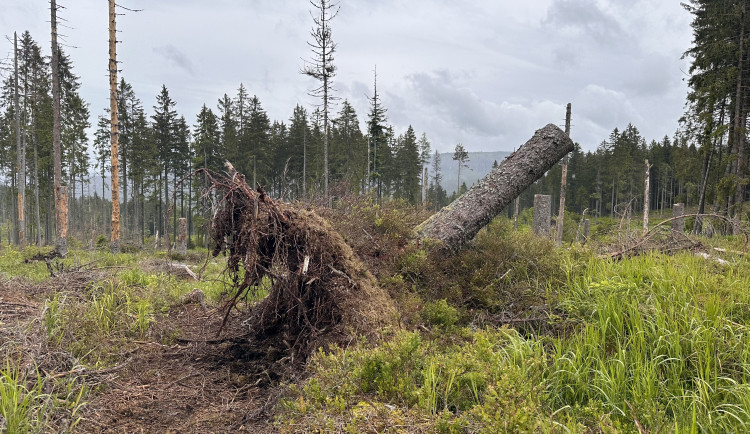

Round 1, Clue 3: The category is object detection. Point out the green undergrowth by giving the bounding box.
[384,217,569,327]
[279,235,750,432]
[0,361,87,433]
[279,328,554,433]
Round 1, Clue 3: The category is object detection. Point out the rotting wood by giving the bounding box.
[607,213,742,260]
[416,124,574,251]
[168,263,198,280]
[695,252,730,265]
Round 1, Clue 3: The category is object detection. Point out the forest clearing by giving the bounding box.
[1,192,749,432]
[3,0,750,432]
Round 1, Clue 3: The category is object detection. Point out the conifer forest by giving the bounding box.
[1,1,750,432]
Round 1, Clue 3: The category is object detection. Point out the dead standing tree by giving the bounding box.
[109,0,120,253]
[15,32,26,247]
[416,123,575,251]
[51,0,68,256]
[555,103,571,246]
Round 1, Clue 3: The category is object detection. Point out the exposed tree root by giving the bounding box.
[203,163,395,361]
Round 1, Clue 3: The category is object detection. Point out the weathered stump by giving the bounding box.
[177,217,187,256]
[672,203,685,233]
[416,124,574,251]
[56,185,68,256]
[533,194,552,237]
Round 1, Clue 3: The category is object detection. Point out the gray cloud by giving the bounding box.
[406,71,501,137]
[153,45,194,75]
[3,0,693,155]
[544,0,627,46]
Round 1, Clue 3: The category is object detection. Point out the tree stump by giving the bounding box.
[672,203,685,233]
[177,218,187,256]
[533,194,552,237]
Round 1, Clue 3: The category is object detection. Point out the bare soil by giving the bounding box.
[0,277,287,433]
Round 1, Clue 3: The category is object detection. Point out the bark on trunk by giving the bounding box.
[416,124,574,251]
[177,217,187,256]
[734,3,747,234]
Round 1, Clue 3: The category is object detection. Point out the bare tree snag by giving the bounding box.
[14,32,26,247]
[556,103,571,246]
[672,203,685,233]
[416,124,574,251]
[643,159,651,234]
[109,0,121,253]
[584,219,590,239]
[51,0,67,256]
[513,196,520,230]
[533,194,552,237]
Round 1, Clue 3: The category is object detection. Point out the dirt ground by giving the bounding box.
[0,277,288,433]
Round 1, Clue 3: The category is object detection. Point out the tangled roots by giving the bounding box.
[204,163,395,359]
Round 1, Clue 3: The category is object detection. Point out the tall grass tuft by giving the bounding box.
[549,251,750,431]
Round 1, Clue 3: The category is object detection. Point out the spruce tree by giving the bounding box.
[452,143,469,195]
[151,85,178,240]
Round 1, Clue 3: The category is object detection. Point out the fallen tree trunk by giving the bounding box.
[416,123,574,251]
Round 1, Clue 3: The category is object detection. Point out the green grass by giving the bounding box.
[0,361,86,433]
[548,251,750,431]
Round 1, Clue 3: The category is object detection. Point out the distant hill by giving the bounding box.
[431,151,511,194]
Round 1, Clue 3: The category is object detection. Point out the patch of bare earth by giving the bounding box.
[77,303,287,433]
[2,274,286,433]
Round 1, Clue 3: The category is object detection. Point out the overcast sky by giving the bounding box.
[1,0,693,153]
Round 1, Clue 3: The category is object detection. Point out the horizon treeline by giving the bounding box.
[0,31,433,246]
